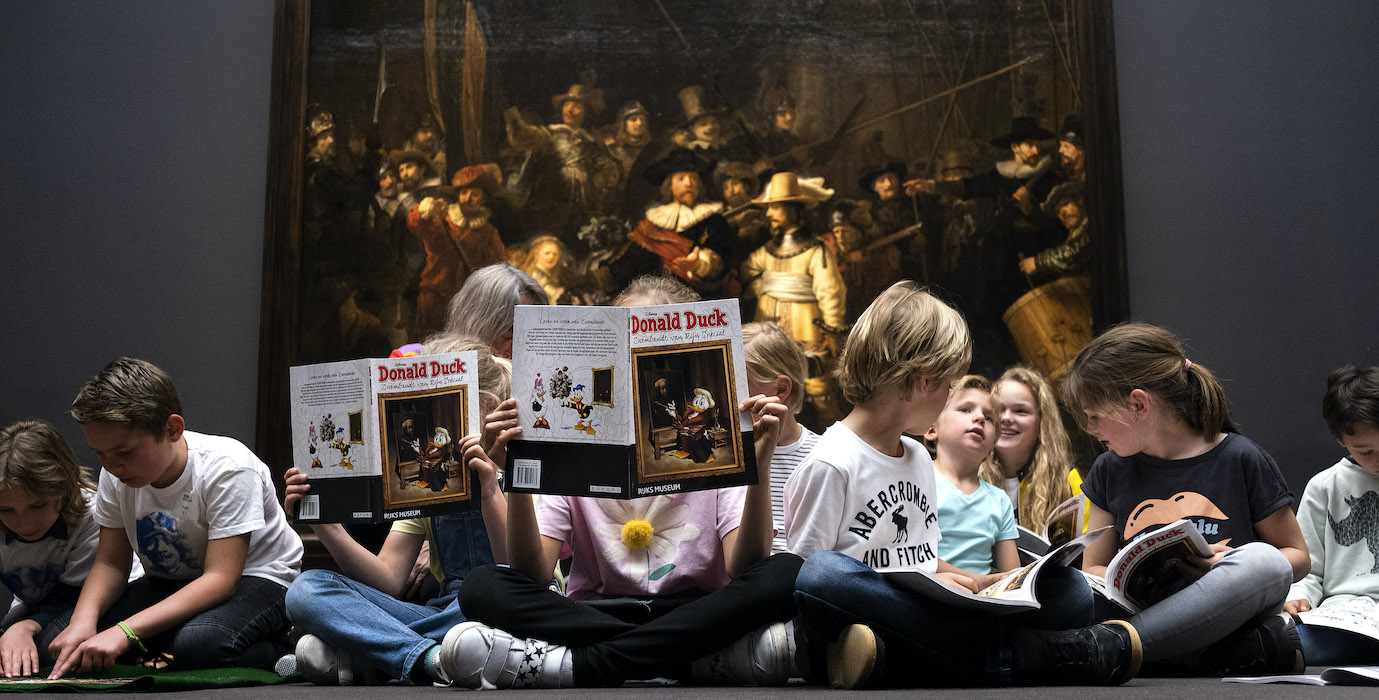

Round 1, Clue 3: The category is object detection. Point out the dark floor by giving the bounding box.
[138,670,1371,699]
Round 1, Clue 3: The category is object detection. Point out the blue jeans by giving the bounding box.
[286,570,465,683]
[1129,541,1293,663]
[793,551,1093,686]
[286,512,493,682]
[1298,622,1379,666]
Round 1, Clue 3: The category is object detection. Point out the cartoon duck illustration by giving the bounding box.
[674,388,717,463]
[532,373,550,429]
[564,383,596,435]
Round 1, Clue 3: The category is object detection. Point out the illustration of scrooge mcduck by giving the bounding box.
[673,388,717,463]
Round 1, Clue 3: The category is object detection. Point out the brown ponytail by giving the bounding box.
[1062,323,1234,440]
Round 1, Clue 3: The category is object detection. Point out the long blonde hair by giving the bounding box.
[979,366,1074,529]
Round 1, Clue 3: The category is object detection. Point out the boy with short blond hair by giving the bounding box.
[785,281,1138,689]
[49,358,302,677]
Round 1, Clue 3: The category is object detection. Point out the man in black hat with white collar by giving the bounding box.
[906,116,1060,222]
[620,148,733,294]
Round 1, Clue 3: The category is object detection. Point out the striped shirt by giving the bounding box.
[770,426,820,554]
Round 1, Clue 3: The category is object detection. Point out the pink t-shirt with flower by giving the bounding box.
[536,488,746,601]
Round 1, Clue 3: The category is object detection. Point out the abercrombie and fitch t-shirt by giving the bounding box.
[1081,433,1292,550]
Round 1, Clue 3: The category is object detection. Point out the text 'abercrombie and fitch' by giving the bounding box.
[629,308,730,334]
[377,359,468,383]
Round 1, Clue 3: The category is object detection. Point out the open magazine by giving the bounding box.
[288,351,481,523]
[1083,518,1212,614]
[1016,493,1088,562]
[882,527,1111,615]
[1224,666,1379,686]
[1298,597,1379,643]
[505,300,755,499]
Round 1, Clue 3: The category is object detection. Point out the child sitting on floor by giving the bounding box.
[742,322,819,554]
[1064,323,1309,675]
[786,281,1128,690]
[0,420,142,678]
[1284,364,1379,664]
[979,365,1081,531]
[50,358,302,678]
[443,274,801,689]
[283,338,511,685]
[926,375,1020,575]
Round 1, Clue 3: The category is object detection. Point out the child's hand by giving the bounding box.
[482,398,521,466]
[47,622,122,680]
[1282,598,1311,616]
[972,569,1015,592]
[935,571,978,593]
[0,621,40,677]
[742,394,786,474]
[460,434,500,495]
[1178,542,1232,582]
[283,467,311,513]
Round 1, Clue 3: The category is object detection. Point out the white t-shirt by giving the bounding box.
[935,473,1018,574]
[93,431,303,588]
[770,426,819,554]
[0,489,101,605]
[784,423,941,572]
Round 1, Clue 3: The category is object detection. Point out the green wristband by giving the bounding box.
[116,620,149,655]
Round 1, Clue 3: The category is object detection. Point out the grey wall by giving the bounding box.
[1114,0,1379,490]
[3,1,1375,493]
[1,2,274,453]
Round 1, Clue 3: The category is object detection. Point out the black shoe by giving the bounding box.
[1011,619,1142,686]
[1207,613,1305,676]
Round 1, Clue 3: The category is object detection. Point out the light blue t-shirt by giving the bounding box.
[935,473,1018,574]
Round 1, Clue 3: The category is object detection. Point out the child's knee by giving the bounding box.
[796,550,862,593]
[285,569,343,622]
[456,564,509,617]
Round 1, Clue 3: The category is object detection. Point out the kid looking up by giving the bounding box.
[0,420,141,678]
[787,281,1132,690]
[1284,364,1379,665]
[1063,323,1309,675]
[925,375,1019,575]
[283,338,512,685]
[979,366,1080,531]
[50,358,302,678]
[444,274,802,689]
[742,321,819,554]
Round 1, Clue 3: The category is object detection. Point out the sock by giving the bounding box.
[423,644,444,682]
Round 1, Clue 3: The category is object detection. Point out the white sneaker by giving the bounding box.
[690,622,790,686]
[295,633,377,686]
[438,621,573,689]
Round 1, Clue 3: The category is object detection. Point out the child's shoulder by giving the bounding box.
[1305,456,1377,491]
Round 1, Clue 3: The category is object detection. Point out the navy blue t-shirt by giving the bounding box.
[1081,433,1293,549]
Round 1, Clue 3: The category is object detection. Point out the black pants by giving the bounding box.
[42,576,290,671]
[459,553,802,686]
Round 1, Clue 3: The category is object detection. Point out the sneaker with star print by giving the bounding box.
[438,621,574,689]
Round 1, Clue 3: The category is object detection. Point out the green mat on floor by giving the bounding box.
[0,665,300,692]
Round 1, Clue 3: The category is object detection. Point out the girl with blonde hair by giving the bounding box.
[978,366,1078,531]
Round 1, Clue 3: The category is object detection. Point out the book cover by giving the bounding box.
[505,300,755,498]
[288,351,481,522]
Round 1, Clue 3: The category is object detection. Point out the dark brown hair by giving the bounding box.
[1322,364,1379,441]
[0,420,97,528]
[70,357,182,435]
[1061,323,1234,439]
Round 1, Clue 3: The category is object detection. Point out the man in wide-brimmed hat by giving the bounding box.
[907,116,1058,217]
[739,172,847,424]
[621,148,733,291]
[406,164,509,333]
[389,148,442,212]
[1020,180,1088,282]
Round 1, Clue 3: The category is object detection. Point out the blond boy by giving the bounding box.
[784,281,1139,689]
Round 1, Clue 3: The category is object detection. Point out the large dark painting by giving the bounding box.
[258,0,1126,465]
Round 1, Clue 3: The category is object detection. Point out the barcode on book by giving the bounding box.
[512,459,542,489]
[298,495,320,520]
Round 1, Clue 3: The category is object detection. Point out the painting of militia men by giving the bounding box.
[295,0,1103,429]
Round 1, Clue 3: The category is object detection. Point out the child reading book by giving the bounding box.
[49,358,302,678]
[443,274,803,689]
[0,420,141,678]
[925,375,1020,575]
[1063,323,1309,675]
[283,338,512,685]
[786,281,1135,690]
[1284,364,1379,665]
[742,322,819,554]
[979,366,1080,530]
